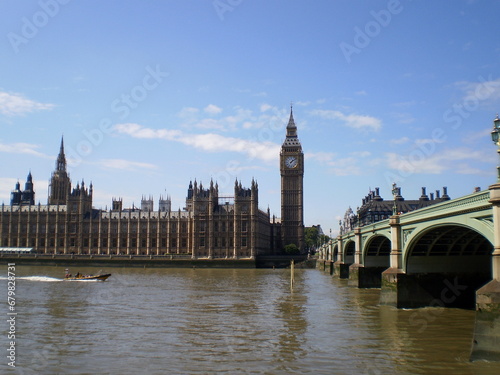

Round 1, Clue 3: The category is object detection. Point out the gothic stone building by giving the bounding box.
[341,186,451,233]
[1,109,305,257]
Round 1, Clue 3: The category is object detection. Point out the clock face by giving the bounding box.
[285,156,298,168]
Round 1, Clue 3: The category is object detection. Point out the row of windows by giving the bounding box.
[1,221,250,233]
[32,250,253,257]
[3,236,247,249]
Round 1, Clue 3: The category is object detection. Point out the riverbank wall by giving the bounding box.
[0,254,316,269]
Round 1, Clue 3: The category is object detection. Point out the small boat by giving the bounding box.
[64,269,111,281]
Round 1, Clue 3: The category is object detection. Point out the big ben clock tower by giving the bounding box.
[280,106,304,251]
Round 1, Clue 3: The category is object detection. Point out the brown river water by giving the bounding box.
[1,265,499,374]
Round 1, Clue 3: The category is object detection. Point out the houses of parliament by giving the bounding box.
[0,109,305,258]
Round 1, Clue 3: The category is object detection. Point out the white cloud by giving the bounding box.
[260,103,274,112]
[180,133,279,161]
[305,151,335,163]
[113,123,181,140]
[307,151,371,176]
[294,101,310,106]
[0,142,51,159]
[0,91,55,116]
[455,163,488,175]
[390,137,410,145]
[327,156,363,176]
[455,76,500,109]
[384,147,490,175]
[113,123,280,162]
[204,104,222,115]
[177,106,256,131]
[99,159,158,171]
[223,107,252,130]
[351,151,371,157]
[177,107,199,120]
[415,138,445,146]
[385,152,445,174]
[191,118,227,130]
[310,109,382,131]
[390,112,415,124]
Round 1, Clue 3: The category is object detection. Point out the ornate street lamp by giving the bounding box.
[392,182,399,215]
[491,114,500,182]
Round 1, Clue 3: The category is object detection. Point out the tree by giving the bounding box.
[304,226,319,252]
[305,226,330,254]
[283,243,300,255]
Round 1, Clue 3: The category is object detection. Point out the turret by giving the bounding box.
[112,198,123,211]
[67,179,93,214]
[187,180,193,199]
[141,195,154,212]
[10,181,22,205]
[159,195,171,212]
[21,171,35,205]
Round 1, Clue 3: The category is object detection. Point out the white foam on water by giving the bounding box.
[11,276,62,282]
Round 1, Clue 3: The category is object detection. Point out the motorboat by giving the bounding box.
[64,269,111,281]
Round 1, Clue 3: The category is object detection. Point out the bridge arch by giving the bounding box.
[404,224,493,275]
[402,223,493,309]
[344,240,355,264]
[363,234,391,268]
[332,243,339,262]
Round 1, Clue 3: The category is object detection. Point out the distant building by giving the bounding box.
[341,186,451,231]
[1,109,305,257]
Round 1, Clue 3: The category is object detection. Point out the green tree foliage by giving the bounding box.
[304,226,319,251]
[283,243,300,255]
[304,226,330,253]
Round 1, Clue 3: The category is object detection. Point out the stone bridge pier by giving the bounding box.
[326,186,500,361]
[380,222,491,310]
[471,183,500,361]
[348,227,390,288]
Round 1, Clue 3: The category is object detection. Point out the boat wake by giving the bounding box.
[0,276,62,282]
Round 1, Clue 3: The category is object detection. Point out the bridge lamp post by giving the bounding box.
[490,114,500,182]
[391,182,398,215]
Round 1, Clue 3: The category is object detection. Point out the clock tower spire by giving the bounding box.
[280,106,304,251]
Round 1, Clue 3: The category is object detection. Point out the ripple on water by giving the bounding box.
[2,267,500,375]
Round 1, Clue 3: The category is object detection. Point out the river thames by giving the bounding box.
[1,265,499,374]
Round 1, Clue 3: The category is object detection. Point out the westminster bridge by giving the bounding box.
[317,183,500,361]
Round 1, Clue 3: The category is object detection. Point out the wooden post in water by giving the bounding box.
[290,259,295,289]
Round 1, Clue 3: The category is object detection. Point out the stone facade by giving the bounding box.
[341,186,451,232]
[1,109,307,258]
[1,174,275,258]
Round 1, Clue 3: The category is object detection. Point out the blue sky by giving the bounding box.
[1,0,500,236]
